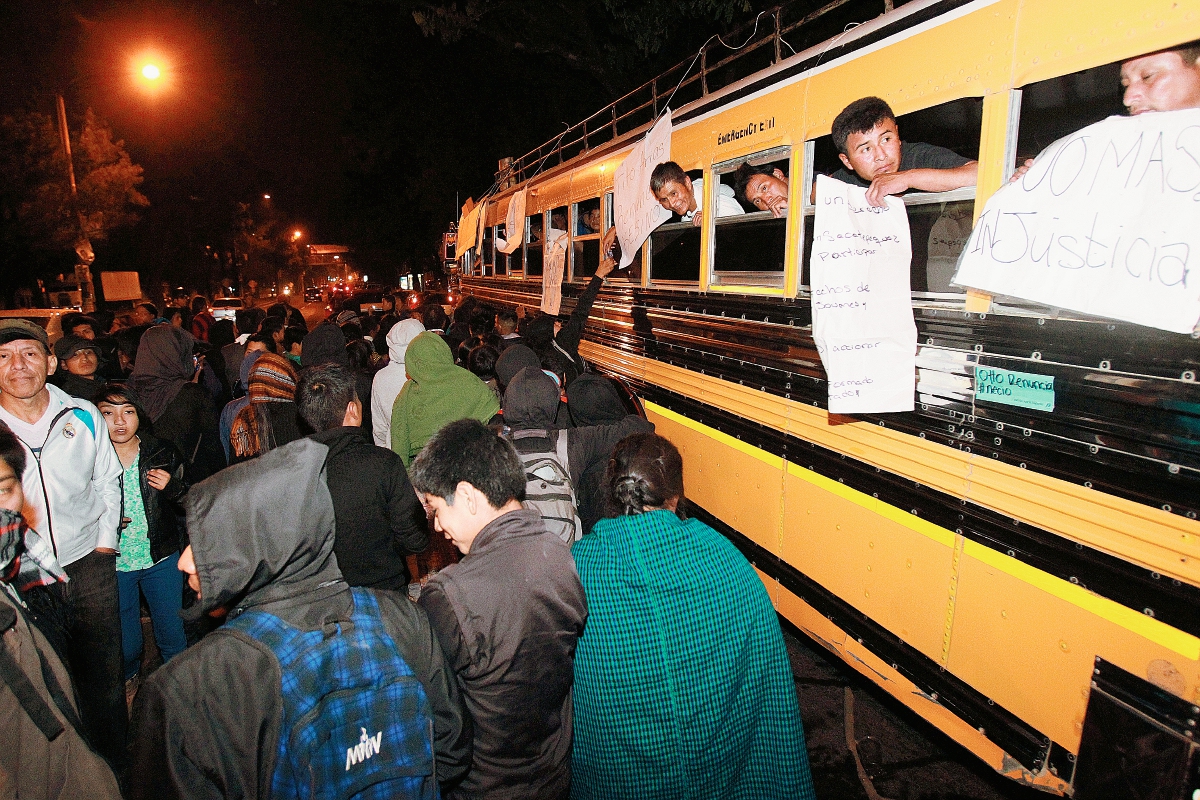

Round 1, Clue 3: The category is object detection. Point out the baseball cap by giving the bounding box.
[0,319,51,351]
[53,334,103,362]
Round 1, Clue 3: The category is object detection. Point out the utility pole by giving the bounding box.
[55,95,96,312]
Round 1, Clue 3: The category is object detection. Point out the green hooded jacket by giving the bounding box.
[390,332,501,465]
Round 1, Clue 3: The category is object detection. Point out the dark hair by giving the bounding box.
[245,332,278,354]
[296,364,357,432]
[265,302,290,320]
[92,384,149,431]
[1178,40,1200,65]
[166,307,189,328]
[340,322,364,342]
[731,161,780,202]
[649,161,688,193]
[190,295,209,314]
[467,344,499,381]
[137,302,158,319]
[361,316,380,339]
[410,419,525,508]
[451,295,479,327]
[0,423,26,478]
[496,308,517,329]
[235,306,265,336]
[283,326,306,352]
[832,96,896,155]
[114,325,149,365]
[210,319,236,350]
[345,339,373,371]
[258,316,286,339]
[62,313,100,338]
[468,307,495,337]
[606,433,686,519]
[421,304,448,332]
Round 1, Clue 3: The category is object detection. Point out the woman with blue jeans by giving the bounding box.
[95,385,189,699]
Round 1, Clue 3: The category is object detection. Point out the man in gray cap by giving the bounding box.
[0,319,126,770]
[52,335,107,399]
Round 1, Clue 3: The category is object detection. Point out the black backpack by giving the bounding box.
[506,428,582,543]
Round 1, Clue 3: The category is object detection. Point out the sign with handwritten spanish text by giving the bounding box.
[953,110,1200,334]
[497,189,526,254]
[541,239,566,316]
[811,175,917,414]
[613,111,672,269]
[974,366,1055,412]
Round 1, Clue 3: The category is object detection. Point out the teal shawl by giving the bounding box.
[571,510,815,800]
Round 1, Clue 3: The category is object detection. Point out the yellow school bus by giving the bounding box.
[455,1,1200,793]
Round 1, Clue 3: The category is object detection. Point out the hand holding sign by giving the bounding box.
[613,111,672,269]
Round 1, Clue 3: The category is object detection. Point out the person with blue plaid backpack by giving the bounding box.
[126,438,472,800]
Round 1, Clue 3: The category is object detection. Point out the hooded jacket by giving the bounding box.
[390,333,500,466]
[309,425,429,590]
[418,509,586,800]
[127,439,472,799]
[503,368,653,533]
[371,319,425,447]
[0,508,122,800]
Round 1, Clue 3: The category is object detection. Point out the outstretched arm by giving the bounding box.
[864,161,978,207]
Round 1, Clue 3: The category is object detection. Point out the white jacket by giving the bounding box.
[371,319,426,447]
[12,384,122,567]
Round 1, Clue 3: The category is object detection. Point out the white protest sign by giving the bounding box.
[457,203,480,254]
[613,111,672,269]
[497,189,526,254]
[541,239,566,315]
[953,110,1200,333]
[811,175,917,414]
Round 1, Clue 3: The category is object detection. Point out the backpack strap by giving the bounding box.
[0,604,65,741]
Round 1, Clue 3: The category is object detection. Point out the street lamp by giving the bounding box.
[141,64,161,81]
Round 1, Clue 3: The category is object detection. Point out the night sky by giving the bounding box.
[1,0,773,297]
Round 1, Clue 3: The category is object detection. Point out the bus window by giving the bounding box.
[572,197,602,280]
[649,168,702,284]
[494,225,508,277]
[804,97,982,296]
[1015,60,1124,170]
[481,225,494,277]
[525,213,544,276]
[605,191,642,283]
[713,151,789,286]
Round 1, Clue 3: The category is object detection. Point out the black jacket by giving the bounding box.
[309,425,429,589]
[128,432,189,562]
[419,508,586,800]
[151,382,227,484]
[54,371,106,400]
[128,439,471,799]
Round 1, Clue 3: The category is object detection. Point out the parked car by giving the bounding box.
[0,308,66,344]
[211,298,243,322]
[304,287,323,303]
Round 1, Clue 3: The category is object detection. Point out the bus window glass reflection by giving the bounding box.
[525,213,544,276]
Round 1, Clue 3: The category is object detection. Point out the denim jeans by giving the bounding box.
[63,549,127,771]
[117,553,187,680]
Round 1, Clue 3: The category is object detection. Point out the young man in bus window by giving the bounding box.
[651,161,746,226]
[829,96,978,208]
[1010,42,1200,183]
[732,162,790,218]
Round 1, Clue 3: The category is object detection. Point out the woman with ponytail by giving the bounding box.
[570,433,816,800]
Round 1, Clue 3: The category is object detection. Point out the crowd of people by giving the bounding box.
[0,265,816,798]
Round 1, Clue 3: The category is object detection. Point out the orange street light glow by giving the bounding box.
[293,230,302,239]
[141,64,161,80]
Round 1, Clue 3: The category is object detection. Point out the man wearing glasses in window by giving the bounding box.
[827,96,978,208]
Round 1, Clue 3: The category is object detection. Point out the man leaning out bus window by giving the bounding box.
[1012,40,1200,182]
[651,161,745,227]
[829,96,978,208]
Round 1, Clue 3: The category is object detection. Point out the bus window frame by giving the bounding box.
[524,211,545,277]
[481,224,494,277]
[570,197,603,282]
[493,224,508,277]
[710,145,793,293]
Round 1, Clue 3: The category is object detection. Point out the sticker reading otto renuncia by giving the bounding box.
[952,109,1200,334]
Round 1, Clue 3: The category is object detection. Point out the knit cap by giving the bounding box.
[247,353,298,404]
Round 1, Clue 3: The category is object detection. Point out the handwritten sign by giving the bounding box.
[613,111,672,269]
[953,110,1200,333]
[811,175,917,413]
[497,189,526,254]
[974,366,1055,412]
[457,203,481,255]
[541,239,566,316]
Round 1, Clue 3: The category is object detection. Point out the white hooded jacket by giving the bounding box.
[371,319,426,447]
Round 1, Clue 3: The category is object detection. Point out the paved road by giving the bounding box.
[784,621,1048,800]
[300,300,330,329]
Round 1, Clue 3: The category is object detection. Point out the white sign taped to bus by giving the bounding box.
[497,189,526,254]
[812,175,917,414]
[953,110,1200,333]
[613,110,672,269]
[541,238,567,316]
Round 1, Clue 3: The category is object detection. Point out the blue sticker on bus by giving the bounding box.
[974,366,1055,412]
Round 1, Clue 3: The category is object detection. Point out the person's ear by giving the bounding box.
[342,399,363,427]
[683,175,693,193]
[838,152,853,170]
[457,481,477,515]
[773,168,787,181]
[45,353,57,377]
